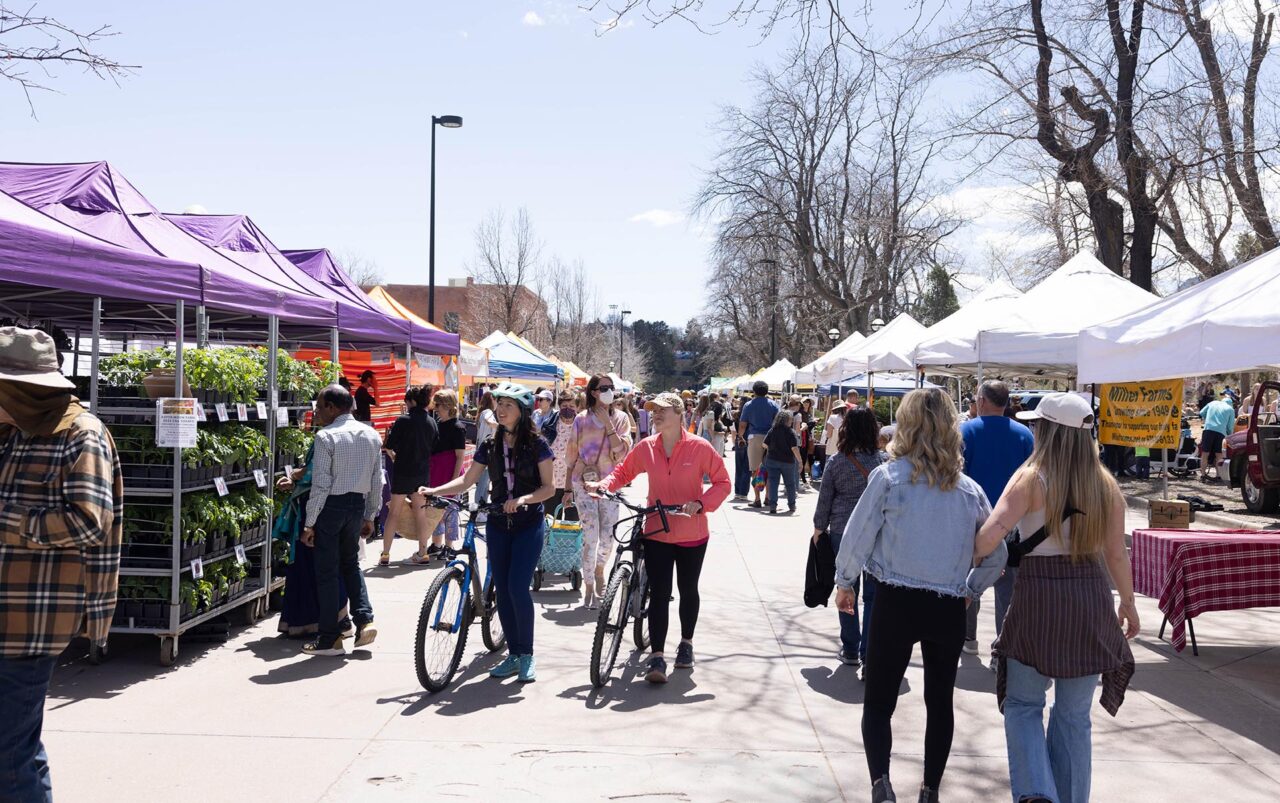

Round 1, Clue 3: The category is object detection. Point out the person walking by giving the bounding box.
[1197,390,1236,482]
[381,385,438,566]
[974,393,1139,803]
[421,382,554,683]
[587,392,731,683]
[547,389,578,517]
[300,384,383,656]
[0,327,123,802]
[353,369,377,424]
[835,388,994,803]
[424,390,467,560]
[820,400,847,480]
[763,410,802,514]
[731,397,751,500]
[812,407,884,673]
[473,391,498,506]
[738,381,779,508]
[696,394,726,455]
[961,380,1034,663]
[564,374,632,608]
[532,389,555,431]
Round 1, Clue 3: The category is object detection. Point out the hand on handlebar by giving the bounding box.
[583,481,604,498]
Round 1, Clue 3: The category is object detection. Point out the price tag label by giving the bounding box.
[234,544,247,565]
[276,407,289,427]
[195,403,207,422]
[190,557,204,579]
[253,469,267,488]
[236,403,249,420]
[256,401,268,419]
[214,403,229,422]
[283,464,294,478]
[213,476,229,496]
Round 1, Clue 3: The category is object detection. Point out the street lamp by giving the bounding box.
[871,317,885,332]
[827,327,840,347]
[609,360,616,372]
[758,258,779,363]
[428,114,463,324]
[619,309,631,377]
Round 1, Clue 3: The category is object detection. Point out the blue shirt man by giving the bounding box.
[1199,398,1236,437]
[741,394,780,436]
[737,381,781,506]
[960,381,1034,656]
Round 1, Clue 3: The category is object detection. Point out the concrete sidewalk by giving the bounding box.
[42,468,1280,802]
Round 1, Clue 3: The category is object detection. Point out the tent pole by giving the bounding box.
[329,328,339,364]
[405,342,413,396]
[196,305,208,348]
[266,315,279,595]
[89,297,102,414]
[171,300,185,619]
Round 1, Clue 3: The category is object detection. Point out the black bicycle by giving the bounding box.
[589,491,683,688]
[414,497,518,693]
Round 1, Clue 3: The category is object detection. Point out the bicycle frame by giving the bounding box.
[429,503,495,635]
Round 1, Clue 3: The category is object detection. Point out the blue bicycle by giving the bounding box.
[414,497,514,693]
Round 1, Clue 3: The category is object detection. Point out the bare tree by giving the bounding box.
[467,207,547,343]
[1,4,137,115]
[333,250,383,288]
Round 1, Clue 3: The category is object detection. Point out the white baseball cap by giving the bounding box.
[1016,392,1094,429]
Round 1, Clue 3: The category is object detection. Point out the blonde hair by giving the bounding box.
[888,389,963,491]
[432,389,458,415]
[1021,419,1117,561]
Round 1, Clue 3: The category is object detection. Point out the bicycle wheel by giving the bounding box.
[631,561,651,652]
[480,582,506,652]
[589,562,633,688]
[414,565,473,693]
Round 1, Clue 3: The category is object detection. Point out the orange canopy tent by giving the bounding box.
[366,286,487,385]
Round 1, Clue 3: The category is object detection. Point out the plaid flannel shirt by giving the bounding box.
[0,412,123,658]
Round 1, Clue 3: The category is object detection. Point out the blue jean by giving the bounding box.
[763,458,798,510]
[1004,657,1099,803]
[487,518,545,656]
[0,655,57,802]
[733,441,750,497]
[830,527,877,661]
[313,493,374,641]
[475,470,491,506]
[967,565,1017,645]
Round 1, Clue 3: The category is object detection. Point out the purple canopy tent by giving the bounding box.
[283,247,459,356]
[167,214,423,348]
[0,162,340,327]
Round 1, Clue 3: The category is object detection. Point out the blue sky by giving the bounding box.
[1,2,812,325]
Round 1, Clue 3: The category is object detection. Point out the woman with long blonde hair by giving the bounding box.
[974,393,1138,803]
[834,388,995,803]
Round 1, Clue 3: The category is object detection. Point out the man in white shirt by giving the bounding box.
[301,384,384,656]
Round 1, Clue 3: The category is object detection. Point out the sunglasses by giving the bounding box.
[597,385,614,392]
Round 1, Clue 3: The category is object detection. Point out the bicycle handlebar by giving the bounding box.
[421,496,527,514]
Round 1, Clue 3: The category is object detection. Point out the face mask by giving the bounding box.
[559,406,574,419]
[598,390,615,405]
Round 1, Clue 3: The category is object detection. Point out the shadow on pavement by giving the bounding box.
[800,665,866,704]
[954,653,997,694]
[541,603,596,628]
[558,654,715,711]
[377,650,521,717]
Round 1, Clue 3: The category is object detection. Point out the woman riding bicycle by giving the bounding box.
[586,392,731,684]
[420,382,555,684]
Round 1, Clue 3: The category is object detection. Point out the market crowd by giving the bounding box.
[0,321,1153,803]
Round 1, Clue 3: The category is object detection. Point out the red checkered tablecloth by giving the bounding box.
[1132,528,1280,651]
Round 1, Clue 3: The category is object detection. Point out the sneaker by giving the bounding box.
[517,654,537,683]
[918,785,939,803]
[354,621,377,648]
[767,507,778,514]
[426,544,443,559]
[341,622,355,639]
[871,776,896,803]
[645,655,669,684]
[962,639,979,655]
[302,636,345,657]
[733,494,747,501]
[787,506,796,514]
[749,500,762,509]
[675,642,695,669]
[489,654,521,679]
[838,649,860,667]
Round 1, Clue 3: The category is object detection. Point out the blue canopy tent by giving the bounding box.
[480,332,561,383]
[822,372,940,398]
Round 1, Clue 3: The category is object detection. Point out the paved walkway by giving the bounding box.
[43,464,1280,801]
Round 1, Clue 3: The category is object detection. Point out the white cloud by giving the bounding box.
[522,11,546,26]
[629,209,682,227]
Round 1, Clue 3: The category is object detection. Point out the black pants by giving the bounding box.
[862,582,966,790]
[314,493,374,641]
[644,540,708,653]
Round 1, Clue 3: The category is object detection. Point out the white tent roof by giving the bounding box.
[813,314,925,384]
[793,331,866,385]
[1078,248,1280,383]
[477,330,508,349]
[974,251,1160,374]
[738,359,799,391]
[911,280,1024,373]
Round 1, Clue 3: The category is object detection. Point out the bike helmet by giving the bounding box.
[490,381,535,411]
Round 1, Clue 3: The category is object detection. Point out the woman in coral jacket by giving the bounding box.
[586,392,731,684]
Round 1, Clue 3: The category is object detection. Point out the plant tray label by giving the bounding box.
[276,407,289,426]
[283,464,294,477]
[234,544,247,565]
[236,403,249,421]
[195,403,207,422]
[213,476,229,497]
[190,557,204,579]
[253,469,267,488]
[215,403,229,422]
[256,402,268,419]
[155,398,198,449]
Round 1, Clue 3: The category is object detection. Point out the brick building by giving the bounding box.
[380,278,548,345]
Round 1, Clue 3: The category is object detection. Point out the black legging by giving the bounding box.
[644,540,708,654]
[862,581,966,790]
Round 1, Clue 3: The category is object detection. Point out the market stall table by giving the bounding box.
[1132,528,1280,654]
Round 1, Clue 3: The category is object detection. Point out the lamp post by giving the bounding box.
[827,327,840,349]
[759,258,779,363]
[871,317,885,332]
[428,114,463,324]
[619,308,631,377]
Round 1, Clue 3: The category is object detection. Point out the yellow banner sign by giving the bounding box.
[1098,380,1181,449]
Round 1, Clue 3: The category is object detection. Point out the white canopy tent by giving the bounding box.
[1078,248,1280,383]
[973,252,1160,375]
[738,359,799,391]
[793,331,866,385]
[911,280,1024,374]
[812,314,925,385]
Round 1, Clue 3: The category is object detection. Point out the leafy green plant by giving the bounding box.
[276,427,313,460]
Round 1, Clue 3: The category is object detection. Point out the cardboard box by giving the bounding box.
[1149,499,1192,529]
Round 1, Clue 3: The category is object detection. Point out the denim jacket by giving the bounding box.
[835,458,995,598]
